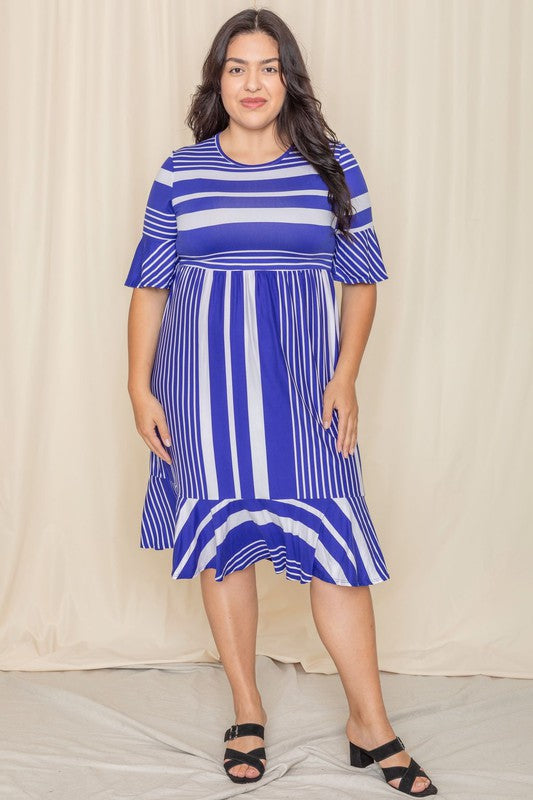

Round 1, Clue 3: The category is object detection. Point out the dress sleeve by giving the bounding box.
[331,143,389,284]
[124,153,179,288]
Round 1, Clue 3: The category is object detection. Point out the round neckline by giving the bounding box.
[215,131,294,167]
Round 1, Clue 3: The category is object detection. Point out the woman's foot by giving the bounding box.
[346,715,431,794]
[224,706,268,780]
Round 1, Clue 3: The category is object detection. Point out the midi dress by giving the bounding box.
[124,132,391,587]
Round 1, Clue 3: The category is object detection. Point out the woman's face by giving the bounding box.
[219,31,287,132]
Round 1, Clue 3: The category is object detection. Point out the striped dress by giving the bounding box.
[124,132,391,586]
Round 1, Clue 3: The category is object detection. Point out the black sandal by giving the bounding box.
[223,722,266,784]
[349,734,438,796]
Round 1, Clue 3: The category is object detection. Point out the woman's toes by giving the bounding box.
[412,775,430,792]
[230,764,247,778]
[226,761,261,779]
[389,774,430,793]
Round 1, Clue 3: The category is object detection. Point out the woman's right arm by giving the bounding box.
[124,151,179,465]
[126,287,172,464]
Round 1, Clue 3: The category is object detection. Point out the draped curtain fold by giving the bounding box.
[1,0,531,677]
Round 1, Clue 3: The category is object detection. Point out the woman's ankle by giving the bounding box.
[232,688,264,711]
[234,699,267,723]
[346,712,395,746]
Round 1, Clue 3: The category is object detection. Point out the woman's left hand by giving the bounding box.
[322,374,358,457]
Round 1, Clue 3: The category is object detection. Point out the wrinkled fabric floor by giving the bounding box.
[1,654,532,799]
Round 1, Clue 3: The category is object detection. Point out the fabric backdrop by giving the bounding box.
[1,0,531,677]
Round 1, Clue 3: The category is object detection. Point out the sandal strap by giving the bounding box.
[246,746,266,758]
[398,757,423,794]
[224,722,265,741]
[381,758,426,790]
[366,735,405,761]
[381,766,408,780]
[224,745,266,760]
[223,748,266,774]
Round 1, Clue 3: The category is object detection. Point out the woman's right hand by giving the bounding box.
[129,389,172,465]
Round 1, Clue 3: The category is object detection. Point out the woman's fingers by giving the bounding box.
[140,424,172,465]
[323,404,357,458]
[323,380,359,458]
[155,415,172,448]
[341,409,358,456]
[336,408,357,457]
[132,393,173,464]
[322,395,335,429]
[349,418,358,455]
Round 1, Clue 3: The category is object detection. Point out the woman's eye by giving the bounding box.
[228,66,278,74]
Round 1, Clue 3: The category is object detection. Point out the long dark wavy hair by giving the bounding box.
[185,7,355,238]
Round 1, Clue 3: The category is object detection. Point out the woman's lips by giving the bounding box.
[241,99,267,108]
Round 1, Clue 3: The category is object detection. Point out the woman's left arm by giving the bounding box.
[322,283,377,457]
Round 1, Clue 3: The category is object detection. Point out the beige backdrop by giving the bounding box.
[1,0,531,677]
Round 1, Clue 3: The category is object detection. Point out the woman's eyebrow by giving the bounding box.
[224,57,280,65]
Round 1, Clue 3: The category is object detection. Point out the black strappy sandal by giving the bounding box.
[223,722,266,784]
[349,734,438,796]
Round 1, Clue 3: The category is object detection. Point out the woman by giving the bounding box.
[125,7,437,797]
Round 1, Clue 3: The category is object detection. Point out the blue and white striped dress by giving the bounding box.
[124,132,391,586]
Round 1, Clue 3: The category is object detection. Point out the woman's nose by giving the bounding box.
[244,73,261,91]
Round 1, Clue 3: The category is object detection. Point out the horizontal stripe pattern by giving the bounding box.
[170,496,390,586]
[124,133,390,284]
[137,463,390,586]
[125,162,179,288]
[126,134,390,586]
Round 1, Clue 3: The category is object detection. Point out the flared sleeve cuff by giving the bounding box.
[331,222,389,284]
[331,143,389,285]
[124,153,179,289]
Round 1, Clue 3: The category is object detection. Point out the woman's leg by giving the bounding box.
[309,579,431,793]
[200,564,268,780]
